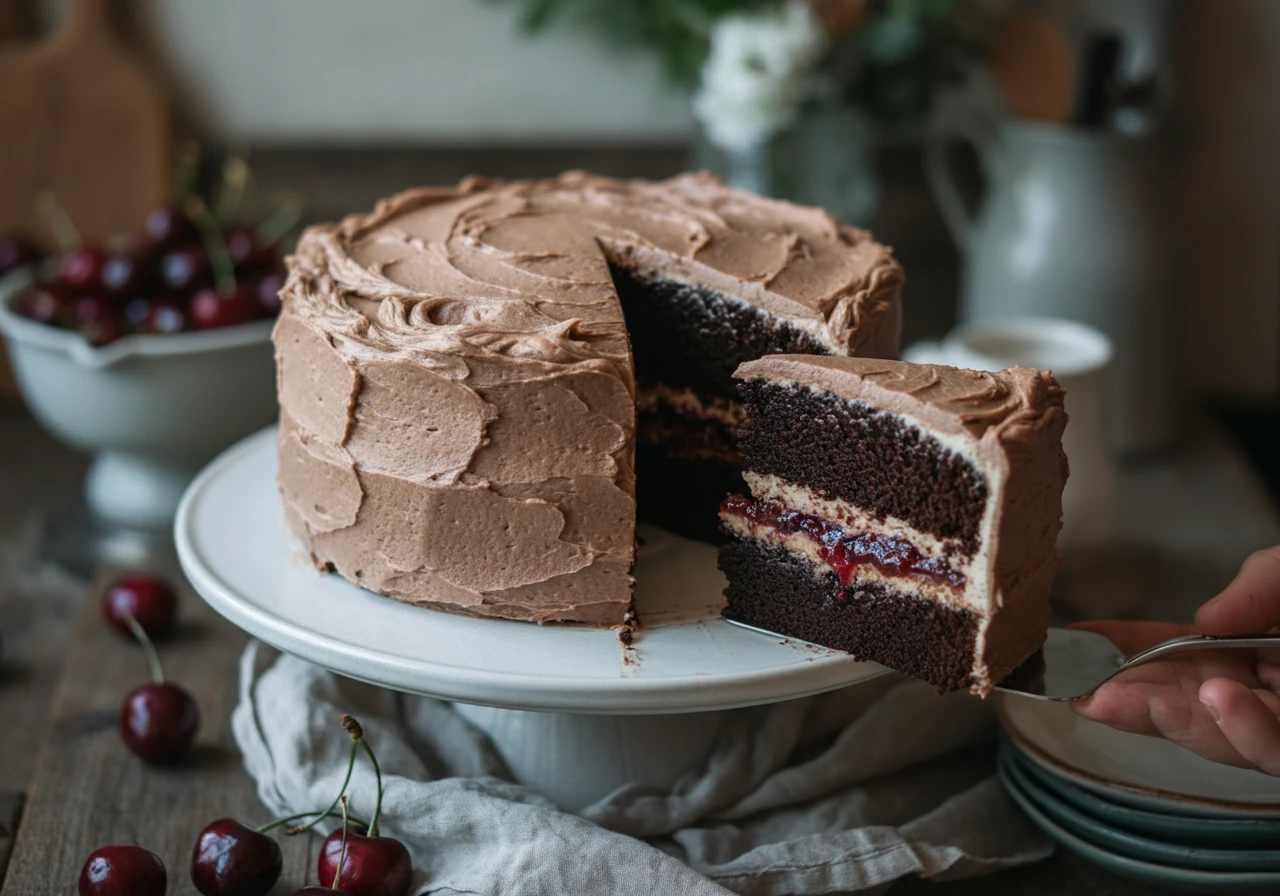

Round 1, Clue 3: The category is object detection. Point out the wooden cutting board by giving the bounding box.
[0,0,170,247]
[0,0,170,401]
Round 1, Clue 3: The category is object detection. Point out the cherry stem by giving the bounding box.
[359,737,383,838]
[254,196,303,247]
[333,796,350,890]
[174,140,202,203]
[256,809,368,835]
[213,150,251,226]
[33,191,80,252]
[184,195,237,296]
[124,614,164,685]
[285,738,358,836]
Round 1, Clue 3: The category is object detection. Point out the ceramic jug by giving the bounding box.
[926,116,1175,454]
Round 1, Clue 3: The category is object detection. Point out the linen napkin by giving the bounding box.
[233,641,1050,895]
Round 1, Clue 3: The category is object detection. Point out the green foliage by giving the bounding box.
[493,0,980,122]
[497,0,766,86]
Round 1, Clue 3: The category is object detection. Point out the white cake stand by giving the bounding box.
[175,427,888,809]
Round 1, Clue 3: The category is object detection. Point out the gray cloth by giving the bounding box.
[233,641,1051,895]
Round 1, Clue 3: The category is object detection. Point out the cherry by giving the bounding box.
[101,248,154,297]
[118,613,199,763]
[16,283,71,325]
[226,226,276,274]
[191,818,283,896]
[309,716,410,896]
[103,574,177,639]
[144,204,197,250]
[190,284,257,330]
[79,845,166,896]
[82,315,127,348]
[255,270,285,317]
[59,245,106,291]
[317,826,411,896]
[120,682,199,762]
[138,300,189,335]
[160,245,211,293]
[0,233,44,275]
[73,293,114,325]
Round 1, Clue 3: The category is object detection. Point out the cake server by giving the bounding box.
[994,628,1280,702]
[724,619,1280,701]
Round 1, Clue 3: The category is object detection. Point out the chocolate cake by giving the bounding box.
[274,173,902,626]
[718,355,1068,694]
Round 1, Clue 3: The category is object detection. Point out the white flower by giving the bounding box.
[693,1,828,153]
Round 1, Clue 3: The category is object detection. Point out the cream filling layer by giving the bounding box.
[743,473,970,564]
[720,512,970,607]
[636,384,746,427]
[740,473,996,613]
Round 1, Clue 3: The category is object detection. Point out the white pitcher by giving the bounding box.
[926,115,1175,455]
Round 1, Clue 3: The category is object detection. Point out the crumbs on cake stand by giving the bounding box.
[618,608,640,673]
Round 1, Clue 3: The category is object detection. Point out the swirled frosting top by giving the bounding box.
[736,355,1066,454]
[284,171,903,367]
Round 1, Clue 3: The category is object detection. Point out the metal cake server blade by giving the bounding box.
[723,617,1280,701]
[995,628,1280,701]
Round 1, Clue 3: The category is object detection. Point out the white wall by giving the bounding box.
[51,0,694,142]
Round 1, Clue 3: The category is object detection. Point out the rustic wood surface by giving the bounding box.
[0,399,1276,894]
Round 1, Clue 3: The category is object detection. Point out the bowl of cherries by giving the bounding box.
[0,187,293,530]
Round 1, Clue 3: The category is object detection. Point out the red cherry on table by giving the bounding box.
[190,284,258,330]
[0,234,45,275]
[103,574,177,640]
[59,245,106,291]
[144,204,197,250]
[120,681,199,763]
[317,825,412,896]
[79,845,166,896]
[160,245,211,293]
[16,283,71,325]
[191,818,283,896]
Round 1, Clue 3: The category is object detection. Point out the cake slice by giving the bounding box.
[717,355,1069,694]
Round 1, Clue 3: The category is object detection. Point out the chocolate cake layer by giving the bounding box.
[612,265,831,400]
[719,537,979,692]
[736,379,988,552]
[636,445,741,543]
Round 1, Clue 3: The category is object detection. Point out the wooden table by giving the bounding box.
[0,397,1276,894]
[1,145,1277,894]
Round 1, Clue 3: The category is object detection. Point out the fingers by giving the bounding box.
[1069,620,1197,655]
[1197,546,1280,636]
[1199,678,1280,776]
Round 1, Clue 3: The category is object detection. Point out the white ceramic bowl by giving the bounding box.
[0,270,277,529]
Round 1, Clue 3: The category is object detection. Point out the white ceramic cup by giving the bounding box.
[903,318,1116,552]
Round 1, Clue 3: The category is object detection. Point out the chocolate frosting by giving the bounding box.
[275,173,902,625]
[735,355,1064,449]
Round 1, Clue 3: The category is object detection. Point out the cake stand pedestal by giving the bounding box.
[176,428,888,810]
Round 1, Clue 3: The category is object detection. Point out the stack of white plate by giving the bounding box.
[997,695,1280,893]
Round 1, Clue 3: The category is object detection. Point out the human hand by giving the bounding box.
[1070,546,1280,775]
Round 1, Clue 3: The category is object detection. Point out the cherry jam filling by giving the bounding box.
[721,494,966,591]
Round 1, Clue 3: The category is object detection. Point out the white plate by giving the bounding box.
[176,427,888,715]
[1000,759,1280,894]
[998,695,1280,818]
